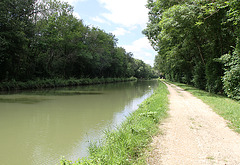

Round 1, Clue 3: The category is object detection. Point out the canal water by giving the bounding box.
[0,80,158,165]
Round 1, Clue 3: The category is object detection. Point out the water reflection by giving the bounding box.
[0,80,158,165]
[0,97,50,104]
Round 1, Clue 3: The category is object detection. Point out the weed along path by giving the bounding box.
[147,83,240,165]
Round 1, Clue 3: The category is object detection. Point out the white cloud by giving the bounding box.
[110,27,130,36]
[129,26,138,31]
[123,37,152,52]
[145,52,152,57]
[73,12,81,19]
[91,16,106,23]
[98,0,149,28]
[121,37,155,66]
[61,0,87,5]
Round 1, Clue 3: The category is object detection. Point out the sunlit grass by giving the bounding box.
[60,81,169,165]
[168,81,240,133]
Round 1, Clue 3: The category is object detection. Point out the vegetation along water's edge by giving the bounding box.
[166,80,240,133]
[0,77,137,91]
[60,81,169,165]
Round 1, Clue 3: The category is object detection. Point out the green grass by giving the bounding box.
[60,81,169,165]
[167,81,240,133]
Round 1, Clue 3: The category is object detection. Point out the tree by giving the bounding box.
[144,0,240,96]
[0,0,153,83]
[0,0,36,81]
[219,0,240,99]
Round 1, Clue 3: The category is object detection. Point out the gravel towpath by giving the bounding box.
[147,83,240,165]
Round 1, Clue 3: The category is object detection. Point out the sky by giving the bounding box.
[61,0,156,66]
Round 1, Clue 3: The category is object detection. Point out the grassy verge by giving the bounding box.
[167,81,240,133]
[0,77,137,91]
[60,81,169,165]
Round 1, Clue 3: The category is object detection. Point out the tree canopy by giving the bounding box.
[144,0,240,100]
[0,0,156,83]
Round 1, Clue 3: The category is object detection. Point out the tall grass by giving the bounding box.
[168,81,240,133]
[60,81,169,165]
[0,77,137,91]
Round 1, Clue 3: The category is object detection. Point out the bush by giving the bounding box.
[205,59,223,93]
[192,62,206,90]
[220,41,240,100]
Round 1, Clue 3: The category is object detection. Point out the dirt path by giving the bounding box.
[147,83,240,165]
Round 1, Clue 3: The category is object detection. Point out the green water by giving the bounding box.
[0,80,158,165]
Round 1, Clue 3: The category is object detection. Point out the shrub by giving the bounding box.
[220,41,240,100]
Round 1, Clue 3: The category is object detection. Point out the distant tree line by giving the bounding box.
[0,0,157,84]
[144,0,240,100]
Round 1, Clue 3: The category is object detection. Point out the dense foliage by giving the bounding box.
[143,0,240,99]
[0,0,156,84]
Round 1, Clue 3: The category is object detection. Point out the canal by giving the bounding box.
[0,80,158,165]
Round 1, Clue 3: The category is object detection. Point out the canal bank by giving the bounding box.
[61,81,169,164]
[0,77,137,91]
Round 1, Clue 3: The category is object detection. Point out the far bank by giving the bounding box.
[0,77,137,91]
